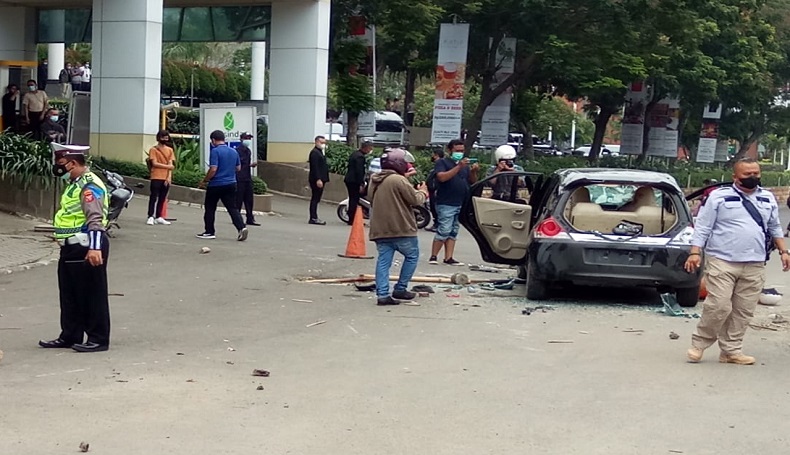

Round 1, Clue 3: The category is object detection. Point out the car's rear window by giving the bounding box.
[585,184,662,207]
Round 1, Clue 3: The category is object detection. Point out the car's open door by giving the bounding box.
[460,171,544,265]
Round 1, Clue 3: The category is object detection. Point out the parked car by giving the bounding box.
[460,168,701,306]
[572,144,620,157]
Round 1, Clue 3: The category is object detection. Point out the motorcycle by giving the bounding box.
[337,194,431,229]
[93,164,135,235]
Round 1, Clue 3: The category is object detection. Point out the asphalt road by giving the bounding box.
[1,196,789,454]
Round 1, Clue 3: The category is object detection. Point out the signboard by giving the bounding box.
[696,102,722,163]
[479,37,516,147]
[430,23,470,144]
[646,97,680,157]
[714,140,730,162]
[620,81,650,155]
[199,103,257,176]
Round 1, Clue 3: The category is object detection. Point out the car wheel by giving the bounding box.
[337,204,350,224]
[676,286,700,308]
[515,264,527,284]
[526,259,549,300]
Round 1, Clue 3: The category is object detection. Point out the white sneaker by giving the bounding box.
[155,217,171,225]
[146,217,155,225]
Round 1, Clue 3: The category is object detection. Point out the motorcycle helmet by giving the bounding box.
[381,148,409,175]
[494,144,517,161]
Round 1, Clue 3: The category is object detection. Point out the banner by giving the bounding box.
[479,37,516,147]
[646,97,680,157]
[714,139,730,162]
[620,81,650,155]
[696,102,722,163]
[430,23,470,144]
[199,104,257,176]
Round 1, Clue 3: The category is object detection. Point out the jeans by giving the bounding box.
[148,179,170,218]
[434,204,462,241]
[204,183,245,234]
[345,182,362,224]
[375,237,420,298]
[236,179,255,222]
[309,180,324,220]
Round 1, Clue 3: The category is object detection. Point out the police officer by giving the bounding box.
[39,143,111,353]
[685,158,790,365]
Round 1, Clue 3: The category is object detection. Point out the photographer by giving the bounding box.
[486,145,524,201]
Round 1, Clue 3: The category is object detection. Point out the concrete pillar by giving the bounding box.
[90,0,162,161]
[0,7,37,90]
[48,44,66,81]
[250,42,266,101]
[267,0,330,162]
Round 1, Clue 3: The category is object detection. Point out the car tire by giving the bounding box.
[515,264,527,284]
[526,259,549,300]
[676,286,700,308]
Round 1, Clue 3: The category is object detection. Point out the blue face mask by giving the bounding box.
[50,115,59,122]
[451,152,465,162]
[242,140,252,147]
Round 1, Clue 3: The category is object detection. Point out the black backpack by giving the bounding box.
[58,69,69,83]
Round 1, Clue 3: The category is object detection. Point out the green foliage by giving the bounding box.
[331,39,375,115]
[0,132,54,188]
[99,159,149,179]
[252,176,268,195]
[325,141,357,175]
[167,109,200,135]
[171,170,205,188]
[175,140,201,173]
[257,122,268,160]
[161,61,249,103]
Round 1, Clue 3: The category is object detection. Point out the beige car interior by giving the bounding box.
[567,186,677,235]
[472,196,532,260]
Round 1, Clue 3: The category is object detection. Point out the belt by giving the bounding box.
[57,232,89,247]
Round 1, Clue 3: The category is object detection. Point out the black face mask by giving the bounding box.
[739,176,761,189]
[52,163,69,177]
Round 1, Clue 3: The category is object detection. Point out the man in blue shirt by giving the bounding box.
[429,139,479,265]
[197,130,248,241]
[685,158,789,365]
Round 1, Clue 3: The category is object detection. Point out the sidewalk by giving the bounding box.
[0,212,59,273]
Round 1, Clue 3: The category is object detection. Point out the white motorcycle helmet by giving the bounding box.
[494,144,517,161]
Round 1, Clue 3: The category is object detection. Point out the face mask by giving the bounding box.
[318,143,326,150]
[451,152,465,162]
[242,140,252,147]
[53,163,70,178]
[738,176,761,189]
[28,86,36,92]
[50,115,59,122]
[158,139,169,145]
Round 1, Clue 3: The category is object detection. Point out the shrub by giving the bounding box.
[97,158,149,179]
[252,176,268,194]
[0,132,53,188]
[325,141,356,175]
[172,169,204,188]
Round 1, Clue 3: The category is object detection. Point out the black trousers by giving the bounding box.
[148,179,170,218]
[58,235,111,346]
[428,189,437,226]
[235,180,255,222]
[27,112,42,140]
[204,183,245,234]
[345,182,362,225]
[309,180,324,220]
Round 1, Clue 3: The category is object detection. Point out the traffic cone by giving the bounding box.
[338,206,373,259]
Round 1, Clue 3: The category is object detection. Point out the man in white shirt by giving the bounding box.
[80,63,91,92]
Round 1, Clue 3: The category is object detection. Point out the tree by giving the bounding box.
[331,39,375,147]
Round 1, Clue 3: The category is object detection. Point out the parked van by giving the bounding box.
[340,111,407,145]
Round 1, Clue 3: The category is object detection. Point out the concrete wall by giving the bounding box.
[257,161,347,203]
[0,176,57,220]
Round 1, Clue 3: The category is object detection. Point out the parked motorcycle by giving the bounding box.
[93,164,135,235]
[337,194,431,229]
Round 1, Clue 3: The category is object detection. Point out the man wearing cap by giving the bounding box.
[39,143,111,353]
[235,132,259,226]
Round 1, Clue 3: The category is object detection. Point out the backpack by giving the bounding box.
[58,69,69,83]
[426,169,438,192]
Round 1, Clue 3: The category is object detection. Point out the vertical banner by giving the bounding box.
[646,97,680,157]
[479,37,516,147]
[430,23,470,144]
[621,81,650,155]
[696,102,723,163]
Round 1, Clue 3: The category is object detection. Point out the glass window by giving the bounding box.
[162,8,183,42]
[180,7,213,42]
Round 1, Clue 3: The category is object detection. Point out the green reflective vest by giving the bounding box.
[53,171,109,239]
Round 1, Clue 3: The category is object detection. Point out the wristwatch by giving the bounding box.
[781,250,790,256]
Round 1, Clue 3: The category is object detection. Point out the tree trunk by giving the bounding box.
[346,113,360,149]
[589,106,615,164]
[517,122,535,160]
[404,67,417,126]
[638,98,659,164]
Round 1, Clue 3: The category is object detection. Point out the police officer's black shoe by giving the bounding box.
[72,342,109,353]
[38,338,74,349]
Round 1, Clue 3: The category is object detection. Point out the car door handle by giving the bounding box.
[512,209,526,215]
[481,223,502,229]
[511,221,525,230]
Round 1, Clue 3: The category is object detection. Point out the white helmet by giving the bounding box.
[494,144,517,161]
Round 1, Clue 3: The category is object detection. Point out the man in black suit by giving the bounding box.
[308,135,329,225]
[343,141,373,225]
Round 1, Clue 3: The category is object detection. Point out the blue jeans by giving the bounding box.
[375,237,420,298]
[434,204,462,241]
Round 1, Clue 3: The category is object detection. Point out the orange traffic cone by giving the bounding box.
[338,206,373,259]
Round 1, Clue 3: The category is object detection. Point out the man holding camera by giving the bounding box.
[486,145,525,201]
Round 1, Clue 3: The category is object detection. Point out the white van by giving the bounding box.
[340,111,408,145]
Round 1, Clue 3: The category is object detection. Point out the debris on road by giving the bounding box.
[306,320,327,328]
[658,293,700,318]
[669,331,680,340]
[468,264,502,273]
[547,340,574,344]
[79,441,90,452]
[227,347,236,352]
[291,299,313,303]
[108,293,125,297]
[579,331,589,335]
[450,273,469,285]
[522,305,554,315]
[354,283,376,292]
[186,379,196,383]
[176,352,185,356]
[417,292,430,298]
[403,302,421,306]
[411,285,434,293]
[622,329,644,333]
[256,385,264,391]
[199,247,211,254]
[252,369,270,377]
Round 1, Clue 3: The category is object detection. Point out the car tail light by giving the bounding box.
[535,217,564,238]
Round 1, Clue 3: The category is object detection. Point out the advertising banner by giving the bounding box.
[714,139,730,162]
[479,37,516,147]
[430,23,470,144]
[620,81,650,155]
[200,104,257,176]
[646,97,680,157]
[696,102,722,163]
